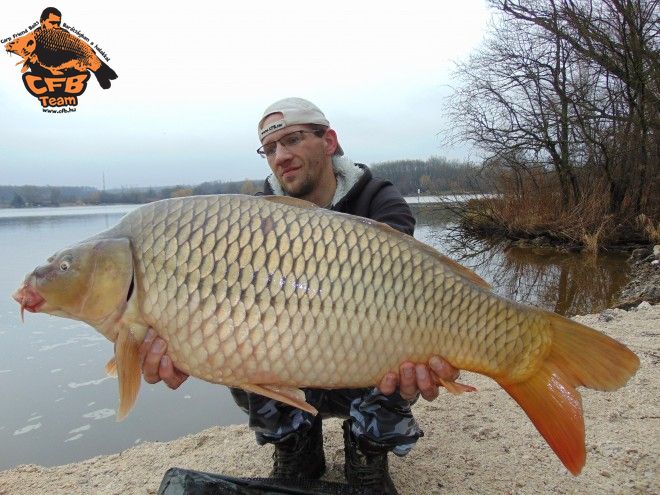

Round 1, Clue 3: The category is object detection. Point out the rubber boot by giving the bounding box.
[270,416,326,480]
[342,420,399,495]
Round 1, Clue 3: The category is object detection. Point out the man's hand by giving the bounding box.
[139,328,189,390]
[378,356,460,401]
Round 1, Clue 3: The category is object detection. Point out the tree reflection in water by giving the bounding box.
[414,206,630,316]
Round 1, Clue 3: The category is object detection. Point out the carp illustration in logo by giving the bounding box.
[4,7,117,110]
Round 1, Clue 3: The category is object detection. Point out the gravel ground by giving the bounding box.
[0,304,657,495]
[618,246,660,308]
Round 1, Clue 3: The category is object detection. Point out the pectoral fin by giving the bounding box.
[114,325,142,421]
[105,357,117,377]
[241,384,318,415]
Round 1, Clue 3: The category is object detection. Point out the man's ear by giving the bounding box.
[323,129,339,156]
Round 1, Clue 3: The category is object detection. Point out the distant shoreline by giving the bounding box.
[1,193,471,210]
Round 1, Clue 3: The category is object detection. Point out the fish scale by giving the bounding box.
[14,193,639,475]
[35,28,92,58]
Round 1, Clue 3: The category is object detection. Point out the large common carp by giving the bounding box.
[4,28,117,88]
[12,194,639,475]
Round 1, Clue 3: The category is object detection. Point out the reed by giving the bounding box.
[455,169,657,251]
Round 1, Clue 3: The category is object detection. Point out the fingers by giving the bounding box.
[138,328,156,363]
[378,372,398,395]
[140,328,188,389]
[415,364,439,402]
[142,333,167,385]
[429,356,460,382]
[381,362,444,401]
[379,356,462,402]
[158,355,189,390]
[398,363,418,401]
[400,362,443,401]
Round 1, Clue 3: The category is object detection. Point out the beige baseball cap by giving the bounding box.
[258,97,344,155]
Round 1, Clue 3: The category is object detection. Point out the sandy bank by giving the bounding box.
[1,304,658,495]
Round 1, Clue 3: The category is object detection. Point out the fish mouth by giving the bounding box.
[12,283,46,322]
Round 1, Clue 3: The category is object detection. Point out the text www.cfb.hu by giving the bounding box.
[42,106,76,113]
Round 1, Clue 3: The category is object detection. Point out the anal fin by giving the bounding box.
[241,384,318,415]
[437,377,477,395]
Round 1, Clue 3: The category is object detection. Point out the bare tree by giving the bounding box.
[240,180,258,195]
[447,0,658,247]
[494,0,659,214]
[450,14,583,207]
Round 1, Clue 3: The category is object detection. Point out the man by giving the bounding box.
[141,98,459,494]
[40,7,63,30]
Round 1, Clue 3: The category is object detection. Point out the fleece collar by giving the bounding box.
[265,156,367,207]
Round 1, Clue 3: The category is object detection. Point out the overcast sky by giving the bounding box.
[0,1,491,189]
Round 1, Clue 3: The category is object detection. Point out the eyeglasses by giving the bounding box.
[256,130,324,158]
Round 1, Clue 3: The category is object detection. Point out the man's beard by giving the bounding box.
[279,161,319,199]
[282,176,315,199]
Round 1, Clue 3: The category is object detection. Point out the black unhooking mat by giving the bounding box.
[156,467,362,495]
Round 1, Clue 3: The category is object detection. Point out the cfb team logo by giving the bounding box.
[3,7,117,112]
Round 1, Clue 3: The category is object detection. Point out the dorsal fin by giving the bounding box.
[260,195,319,209]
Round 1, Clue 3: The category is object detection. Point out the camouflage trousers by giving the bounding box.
[230,387,423,456]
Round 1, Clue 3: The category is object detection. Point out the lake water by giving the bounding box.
[0,202,629,470]
[0,205,246,471]
[412,205,630,316]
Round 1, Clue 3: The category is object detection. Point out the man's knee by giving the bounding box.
[348,388,422,455]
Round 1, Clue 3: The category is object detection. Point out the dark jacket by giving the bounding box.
[262,162,415,236]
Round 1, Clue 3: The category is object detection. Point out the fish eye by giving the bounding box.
[59,261,70,271]
[27,40,34,46]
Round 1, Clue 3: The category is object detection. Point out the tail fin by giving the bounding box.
[94,61,118,89]
[497,313,639,475]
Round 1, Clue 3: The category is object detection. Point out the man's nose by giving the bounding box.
[272,143,293,163]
